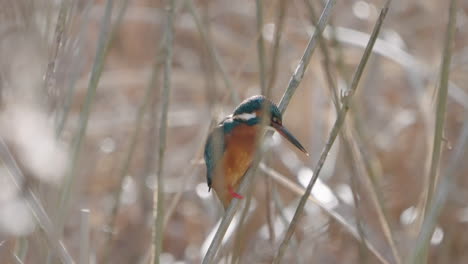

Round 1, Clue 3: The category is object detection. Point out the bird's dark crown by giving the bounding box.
[232,95,282,123]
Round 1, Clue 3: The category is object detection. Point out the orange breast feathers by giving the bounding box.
[210,123,259,207]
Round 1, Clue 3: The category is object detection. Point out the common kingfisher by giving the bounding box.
[204,95,308,209]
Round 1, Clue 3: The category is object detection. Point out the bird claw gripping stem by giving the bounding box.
[228,185,244,199]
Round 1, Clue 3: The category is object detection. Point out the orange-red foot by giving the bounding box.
[228,186,244,199]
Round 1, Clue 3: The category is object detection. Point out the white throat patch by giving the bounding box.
[233,112,257,121]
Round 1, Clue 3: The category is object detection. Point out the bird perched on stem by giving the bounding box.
[204,95,308,209]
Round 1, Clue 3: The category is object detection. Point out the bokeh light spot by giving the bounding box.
[196,182,212,199]
[431,227,444,245]
[353,1,371,20]
[0,199,35,236]
[400,206,418,225]
[99,137,116,154]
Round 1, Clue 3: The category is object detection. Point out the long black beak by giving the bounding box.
[271,122,309,156]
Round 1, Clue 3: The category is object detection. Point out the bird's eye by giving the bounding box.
[272,117,278,123]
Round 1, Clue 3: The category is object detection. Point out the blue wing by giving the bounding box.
[204,118,237,190]
[204,125,225,190]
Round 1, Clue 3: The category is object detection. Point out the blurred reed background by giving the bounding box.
[0,0,466,263]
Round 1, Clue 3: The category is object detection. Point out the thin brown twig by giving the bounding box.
[266,0,287,92]
[185,0,240,104]
[277,0,337,113]
[412,114,467,263]
[256,0,266,95]
[151,0,175,263]
[260,164,391,264]
[163,128,209,228]
[346,54,402,264]
[420,0,456,221]
[273,1,391,262]
[230,189,254,264]
[349,123,402,264]
[101,43,164,264]
[263,0,289,246]
[414,0,458,262]
[303,0,339,106]
[56,0,114,239]
[45,0,70,107]
[302,3,369,258]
